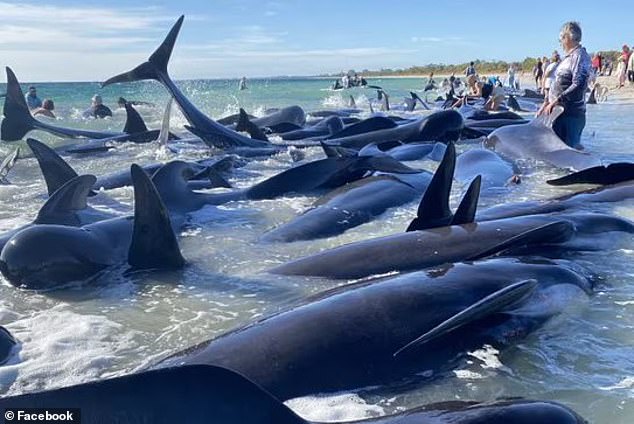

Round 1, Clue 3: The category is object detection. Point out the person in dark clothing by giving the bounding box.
[83,94,112,119]
[537,21,591,149]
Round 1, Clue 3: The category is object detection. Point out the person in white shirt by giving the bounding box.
[543,51,561,100]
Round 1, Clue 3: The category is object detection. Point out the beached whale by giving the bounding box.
[101,16,273,151]
[157,259,591,400]
[455,148,519,189]
[26,137,233,194]
[260,172,433,242]
[485,107,602,170]
[0,364,587,424]
[323,109,464,150]
[0,164,184,289]
[0,68,164,144]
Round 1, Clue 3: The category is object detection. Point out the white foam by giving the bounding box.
[286,392,385,422]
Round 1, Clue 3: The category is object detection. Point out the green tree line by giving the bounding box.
[322,50,622,77]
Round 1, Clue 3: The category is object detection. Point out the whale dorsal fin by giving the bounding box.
[27,138,79,196]
[394,279,538,356]
[128,163,184,270]
[349,95,356,108]
[123,102,149,134]
[406,141,456,231]
[35,175,97,225]
[451,175,482,226]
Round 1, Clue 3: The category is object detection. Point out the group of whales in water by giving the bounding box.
[1,14,633,424]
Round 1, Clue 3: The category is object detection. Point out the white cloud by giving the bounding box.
[411,36,465,43]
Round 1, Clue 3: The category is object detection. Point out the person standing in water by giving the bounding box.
[537,21,591,149]
[542,51,561,100]
[239,76,248,90]
[25,86,42,109]
[83,95,112,119]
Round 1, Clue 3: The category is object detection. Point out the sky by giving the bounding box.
[0,0,631,82]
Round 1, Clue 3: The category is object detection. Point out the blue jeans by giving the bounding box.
[552,114,586,148]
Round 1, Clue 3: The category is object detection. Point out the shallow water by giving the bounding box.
[0,78,633,423]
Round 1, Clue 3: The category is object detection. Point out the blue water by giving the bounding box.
[0,77,633,423]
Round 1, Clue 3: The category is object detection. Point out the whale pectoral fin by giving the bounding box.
[547,163,634,186]
[406,141,456,231]
[128,164,185,270]
[320,141,342,158]
[27,138,80,196]
[157,98,173,147]
[467,221,575,261]
[0,147,20,184]
[451,175,481,225]
[394,280,538,357]
[1,67,37,141]
[35,175,97,225]
[123,102,149,134]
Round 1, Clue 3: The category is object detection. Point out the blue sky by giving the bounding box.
[0,0,631,81]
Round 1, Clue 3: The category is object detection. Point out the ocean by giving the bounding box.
[0,77,633,423]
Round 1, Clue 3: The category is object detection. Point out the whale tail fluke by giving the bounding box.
[128,163,185,270]
[1,67,37,141]
[102,15,184,87]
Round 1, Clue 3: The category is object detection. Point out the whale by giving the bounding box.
[26,137,233,194]
[157,259,591,401]
[1,67,158,143]
[484,106,602,170]
[0,364,587,424]
[0,174,117,252]
[323,110,464,150]
[455,148,519,189]
[270,142,633,279]
[260,172,433,242]
[101,16,273,150]
[0,326,17,365]
[0,164,184,289]
[279,116,344,140]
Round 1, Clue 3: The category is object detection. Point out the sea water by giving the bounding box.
[0,77,633,423]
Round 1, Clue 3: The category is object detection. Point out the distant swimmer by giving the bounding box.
[238,76,248,90]
[25,85,42,109]
[83,94,112,119]
[33,99,56,118]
